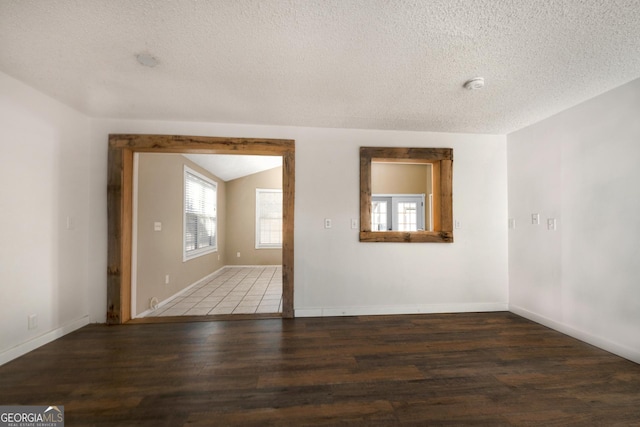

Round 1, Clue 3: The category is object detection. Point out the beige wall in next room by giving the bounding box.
[135,153,226,315]
[225,166,283,266]
[371,162,433,230]
[371,162,432,195]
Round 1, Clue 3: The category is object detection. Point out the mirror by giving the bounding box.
[360,147,453,243]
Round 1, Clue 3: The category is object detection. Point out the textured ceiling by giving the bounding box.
[1,0,640,134]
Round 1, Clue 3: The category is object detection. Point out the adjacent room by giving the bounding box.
[1,0,639,425]
[133,152,284,318]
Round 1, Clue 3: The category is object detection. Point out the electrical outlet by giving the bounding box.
[351,218,358,229]
[531,213,540,225]
[28,314,38,330]
[324,218,332,229]
[237,252,241,258]
[547,218,557,231]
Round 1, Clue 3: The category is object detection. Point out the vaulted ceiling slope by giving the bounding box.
[1,0,639,134]
[184,154,282,182]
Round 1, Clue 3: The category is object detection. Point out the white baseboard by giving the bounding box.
[0,315,90,366]
[224,265,281,268]
[135,267,226,318]
[295,302,508,318]
[509,304,640,365]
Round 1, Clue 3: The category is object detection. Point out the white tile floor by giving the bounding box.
[145,266,282,317]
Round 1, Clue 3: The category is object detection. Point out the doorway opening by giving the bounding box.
[107,134,295,324]
[131,152,284,319]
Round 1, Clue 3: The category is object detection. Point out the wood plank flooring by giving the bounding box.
[1,312,639,426]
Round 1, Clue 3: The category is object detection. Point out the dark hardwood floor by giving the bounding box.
[1,312,639,426]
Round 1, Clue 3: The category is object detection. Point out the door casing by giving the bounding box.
[107,134,295,324]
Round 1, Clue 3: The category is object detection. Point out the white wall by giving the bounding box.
[89,119,508,320]
[0,70,509,365]
[5,63,639,367]
[0,72,91,365]
[508,77,640,363]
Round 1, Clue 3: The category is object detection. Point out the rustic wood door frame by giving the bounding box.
[107,134,295,324]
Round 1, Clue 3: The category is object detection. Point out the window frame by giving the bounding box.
[371,196,391,231]
[372,194,426,231]
[183,165,218,261]
[360,146,453,243]
[255,188,283,249]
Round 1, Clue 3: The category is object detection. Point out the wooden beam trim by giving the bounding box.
[360,151,372,233]
[107,134,295,324]
[282,150,295,319]
[107,146,123,324]
[120,149,133,323]
[109,134,294,154]
[440,159,453,234]
[359,146,453,243]
[361,146,452,161]
[359,231,454,243]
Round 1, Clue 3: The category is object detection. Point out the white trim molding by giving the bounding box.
[135,267,225,319]
[295,302,508,318]
[0,315,90,367]
[509,305,640,365]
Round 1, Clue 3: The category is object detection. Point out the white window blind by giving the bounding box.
[256,189,282,249]
[184,167,217,259]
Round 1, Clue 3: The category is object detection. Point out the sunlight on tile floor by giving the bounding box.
[146,266,282,317]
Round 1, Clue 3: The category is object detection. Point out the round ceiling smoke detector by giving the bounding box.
[463,77,484,90]
[136,53,159,68]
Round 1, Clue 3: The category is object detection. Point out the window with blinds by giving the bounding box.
[184,166,217,260]
[256,188,282,249]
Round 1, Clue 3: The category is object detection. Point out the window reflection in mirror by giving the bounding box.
[360,147,453,243]
[371,162,432,231]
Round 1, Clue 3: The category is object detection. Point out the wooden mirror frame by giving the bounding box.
[360,146,453,243]
[107,134,295,324]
